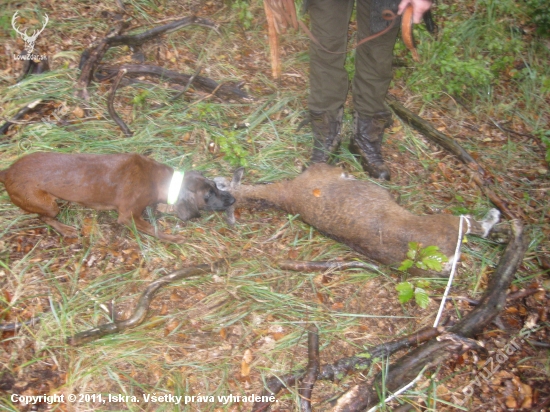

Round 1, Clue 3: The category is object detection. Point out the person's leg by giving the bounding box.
[308,0,354,163]
[350,0,400,179]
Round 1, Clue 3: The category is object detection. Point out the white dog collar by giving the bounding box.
[167,171,184,205]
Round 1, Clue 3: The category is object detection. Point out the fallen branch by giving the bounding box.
[67,260,228,346]
[97,64,252,102]
[251,326,443,412]
[106,16,219,48]
[299,325,319,412]
[107,69,133,137]
[433,287,543,307]
[331,220,526,411]
[170,65,203,101]
[0,316,41,332]
[76,19,130,102]
[76,16,218,101]
[278,260,377,272]
[0,99,46,136]
[386,96,519,220]
[386,96,483,174]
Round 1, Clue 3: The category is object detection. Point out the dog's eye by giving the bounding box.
[204,189,214,201]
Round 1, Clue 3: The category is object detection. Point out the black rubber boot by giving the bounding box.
[349,112,392,181]
[309,108,343,164]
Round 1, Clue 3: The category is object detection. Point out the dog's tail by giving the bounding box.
[0,169,7,184]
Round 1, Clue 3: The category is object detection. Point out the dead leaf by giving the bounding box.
[72,106,85,118]
[331,302,345,310]
[241,349,253,377]
[164,319,180,336]
[287,249,299,259]
[316,292,325,304]
[164,352,173,363]
[505,395,517,408]
[271,332,285,341]
[313,188,321,197]
[520,383,533,409]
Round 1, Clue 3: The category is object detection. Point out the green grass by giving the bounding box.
[0,0,548,411]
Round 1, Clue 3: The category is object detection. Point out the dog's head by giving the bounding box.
[174,171,235,221]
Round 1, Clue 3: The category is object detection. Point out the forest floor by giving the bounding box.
[0,0,548,411]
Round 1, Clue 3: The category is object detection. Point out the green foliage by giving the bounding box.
[524,0,550,36]
[536,129,550,164]
[215,130,249,167]
[132,90,149,107]
[408,0,525,101]
[231,0,254,30]
[0,14,15,38]
[395,281,431,309]
[398,242,449,273]
[395,281,414,303]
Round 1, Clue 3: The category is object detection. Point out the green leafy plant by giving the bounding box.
[398,242,449,272]
[395,280,431,309]
[132,89,149,107]
[524,0,550,36]
[395,243,448,309]
[231,0,254,30]
[536,129,550,165]
[215,130,249,167]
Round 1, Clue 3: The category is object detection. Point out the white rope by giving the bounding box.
[366,366,429,412]
[433,214,464,328]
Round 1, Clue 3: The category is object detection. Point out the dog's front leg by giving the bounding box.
[117,213,185,243]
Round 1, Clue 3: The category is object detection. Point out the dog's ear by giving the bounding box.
[231,167,245,188]
[175,190,201,221]
[182,171,204,192]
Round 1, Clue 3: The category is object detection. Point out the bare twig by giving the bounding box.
[0,99,46,136]
[0,316,41,332]
[107,69,132,136]
[299,325,319,412]
[97,64,252,102]
[67,260,230,346]
[76,20,130,102]
[170,65,203,101]
[278,260,377,272]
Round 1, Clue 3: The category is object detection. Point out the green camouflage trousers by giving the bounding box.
[307,0,401,119]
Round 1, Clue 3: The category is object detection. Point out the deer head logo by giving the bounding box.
[12,11,49,54]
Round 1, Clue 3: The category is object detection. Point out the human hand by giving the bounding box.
[397,0,432,23]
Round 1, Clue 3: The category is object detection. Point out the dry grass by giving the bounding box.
[0,0,548,411]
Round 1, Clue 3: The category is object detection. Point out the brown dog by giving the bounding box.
[0,152,235,242]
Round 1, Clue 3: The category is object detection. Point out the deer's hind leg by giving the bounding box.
[464,209,501,238]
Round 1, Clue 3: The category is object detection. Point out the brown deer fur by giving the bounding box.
[224,163,499,275]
